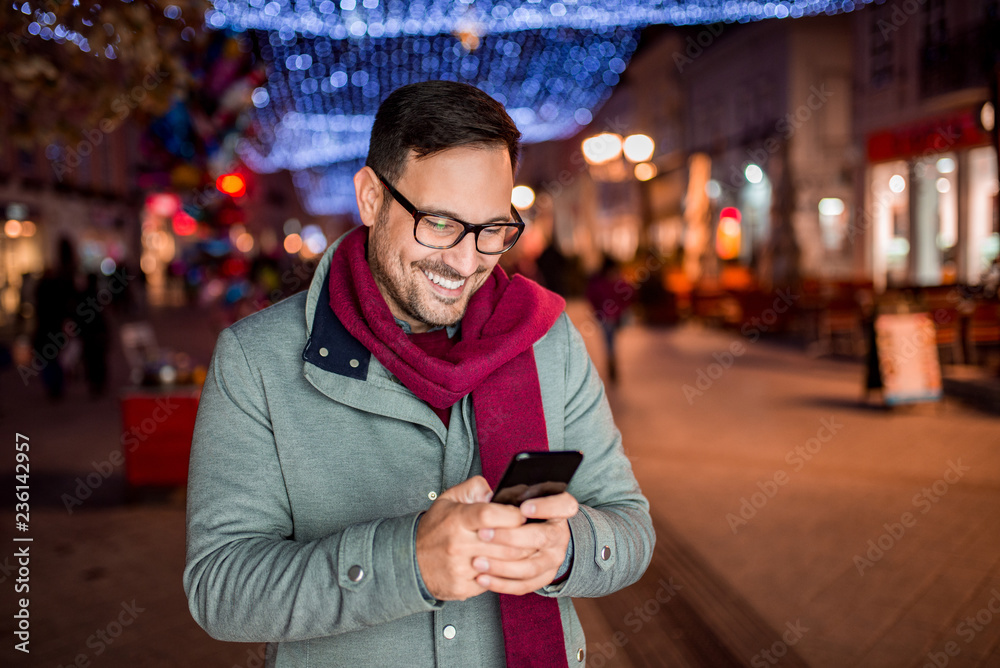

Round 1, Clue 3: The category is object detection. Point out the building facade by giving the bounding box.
[852,0,999,291]
[680,14,856,286]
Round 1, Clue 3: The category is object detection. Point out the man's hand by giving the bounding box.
[472,492,579,596]
[415,476,533,601]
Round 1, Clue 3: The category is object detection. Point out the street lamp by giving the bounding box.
[582,133,623,165]
[512,185,536,209]
[623,134,655,163]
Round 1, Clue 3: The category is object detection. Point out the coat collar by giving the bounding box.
[301,231,371,380]
[299,230,449,440]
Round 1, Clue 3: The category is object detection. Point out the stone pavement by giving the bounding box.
[567,301,1000,668]
[1,300,998,667]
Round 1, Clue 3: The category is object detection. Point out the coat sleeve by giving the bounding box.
[538,315,655,599]
[183,327,441,642]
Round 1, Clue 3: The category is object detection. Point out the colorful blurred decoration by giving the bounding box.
[0,0,212,146]
[716,206,742,261]
[147,193,182,219]
[171,210,199,237]
[216,172,248,197]
[138,29,263,199]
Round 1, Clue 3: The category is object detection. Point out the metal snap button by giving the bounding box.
[349,359,360,368]
[443,624,456,639]
[601,546,611,561]
[577,648,585,662]
[318,347,329,357]
[347,565,364,582]
[428,491,438,501]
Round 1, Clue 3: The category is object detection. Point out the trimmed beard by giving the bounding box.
[367,202,486,329]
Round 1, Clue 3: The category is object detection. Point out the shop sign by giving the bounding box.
[867,109,991,162]
[874,312,942,405]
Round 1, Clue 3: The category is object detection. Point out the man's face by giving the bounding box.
[363,146,513,333]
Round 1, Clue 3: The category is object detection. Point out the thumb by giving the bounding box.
[440,475,493,504]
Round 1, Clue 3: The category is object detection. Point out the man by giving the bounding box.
[184,80,654,667]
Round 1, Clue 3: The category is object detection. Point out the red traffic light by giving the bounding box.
[216,173,247,198]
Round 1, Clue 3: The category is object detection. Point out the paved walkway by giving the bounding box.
[569,302,1000,667]
[1,300,998,667]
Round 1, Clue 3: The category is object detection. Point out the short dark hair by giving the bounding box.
[365,80,521,185]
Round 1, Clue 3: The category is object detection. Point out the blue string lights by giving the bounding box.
[212,0,873,214]
[208,1,871,35]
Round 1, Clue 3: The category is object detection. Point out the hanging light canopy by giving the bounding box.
[239,25,637,175]
[207,0,873,35]
[210,0,874,214]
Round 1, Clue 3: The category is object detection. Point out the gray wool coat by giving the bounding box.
[183,234,655,667]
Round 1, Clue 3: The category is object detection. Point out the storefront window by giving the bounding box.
[870,160,910,288]
[911,154,950,285]
[871,147,999,288]
[967,146,999,282]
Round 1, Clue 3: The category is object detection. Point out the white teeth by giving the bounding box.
[423,270,465,290]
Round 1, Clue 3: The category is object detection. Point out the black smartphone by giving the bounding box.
[492,451,583,520]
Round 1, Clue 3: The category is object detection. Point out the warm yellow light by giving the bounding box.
[582,133,623,165]
[634,163,657,181]
[140,253,157,273]
[511,185,535,209]
[4,219,22,238]
[20,220,35,237]
[236,232,254,253]
[716,217,741,260]
[623,134,655,162]
[284,233,303,254]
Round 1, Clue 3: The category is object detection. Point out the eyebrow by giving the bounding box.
[421,204,516,226]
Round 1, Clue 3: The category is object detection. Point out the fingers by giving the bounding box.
[486,518,570,553]
[519,492,579,522]
[457,501,525,533]
[472,553,556,581]
[474,560,561,596]
[440,475,493,504]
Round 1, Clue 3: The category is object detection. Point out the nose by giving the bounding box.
[440,232,482,278]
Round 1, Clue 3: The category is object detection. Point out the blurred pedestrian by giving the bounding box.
[33,237,79,400]
[80,273,110,397]
[859,290,883,405]
[586,256,632,382]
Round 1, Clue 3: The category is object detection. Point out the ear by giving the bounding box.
[354,166,383,228]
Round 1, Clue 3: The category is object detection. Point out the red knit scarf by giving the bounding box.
[328,226,569,668]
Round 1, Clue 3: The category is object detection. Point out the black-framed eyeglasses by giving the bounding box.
[373,171,525,255]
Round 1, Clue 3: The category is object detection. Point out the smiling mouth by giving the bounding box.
[422,269,466,292]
